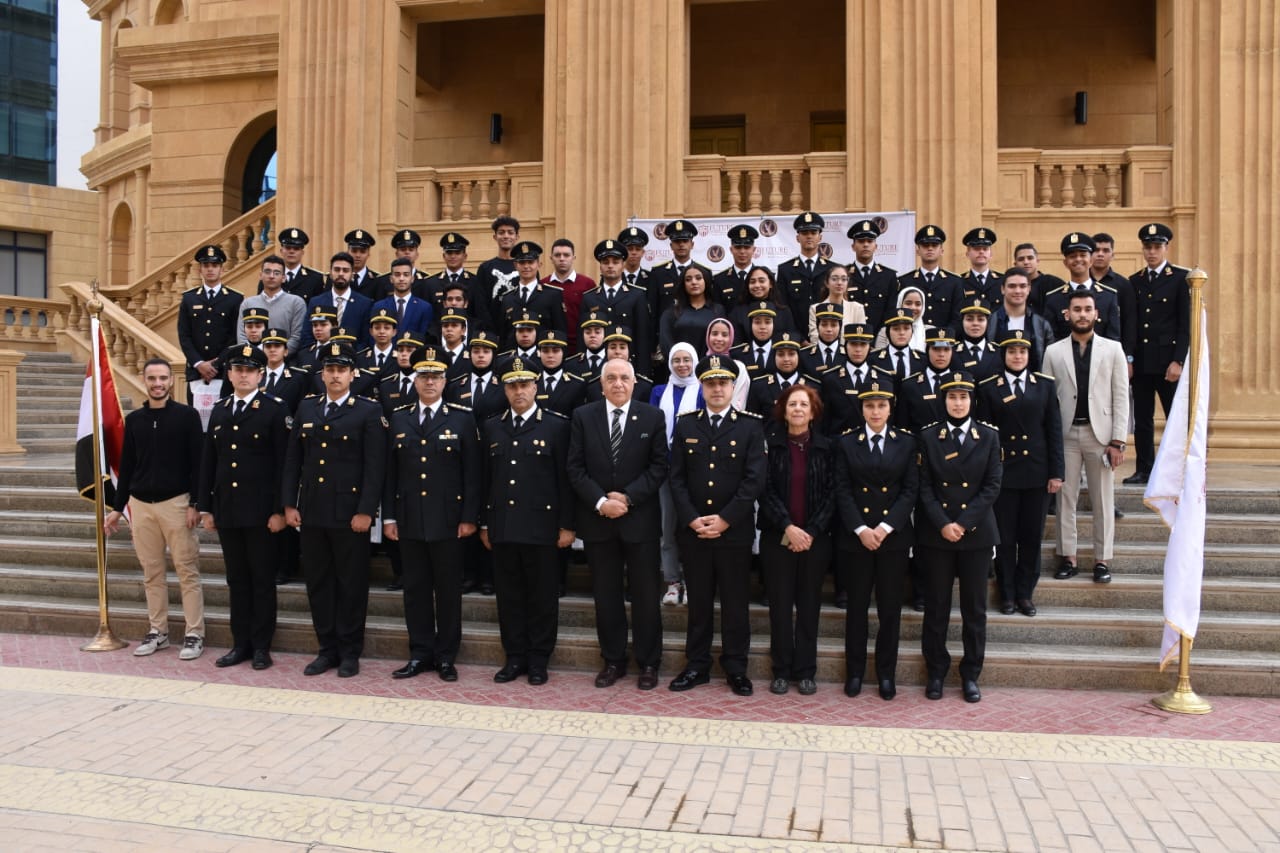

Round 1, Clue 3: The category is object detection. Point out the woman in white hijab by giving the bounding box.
[875,285,928,350]
[649,343,702,604]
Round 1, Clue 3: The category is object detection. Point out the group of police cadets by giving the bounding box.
[175,211,1188,700]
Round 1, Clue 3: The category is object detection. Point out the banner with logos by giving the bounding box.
[626,211,918,274]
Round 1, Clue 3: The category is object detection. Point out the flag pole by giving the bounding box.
[82,281,127,652]
[1152,268,1210,714]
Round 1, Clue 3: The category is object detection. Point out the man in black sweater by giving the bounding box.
[103,358,207,661]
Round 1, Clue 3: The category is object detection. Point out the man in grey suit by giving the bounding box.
[1042,289,1130,584]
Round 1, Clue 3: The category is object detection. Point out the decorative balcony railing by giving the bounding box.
[997,146,1173,210]
[0,297,70,350]
[684,153,847,216]
[396,163,544,227]
[62,281,186,402]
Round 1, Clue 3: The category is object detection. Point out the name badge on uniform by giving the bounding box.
[302,422,314,429]
[1002,394,1016,403]
[685,438,699,444]
[395,433,406,439]
[945,451,959,460]
[192,304,204,310]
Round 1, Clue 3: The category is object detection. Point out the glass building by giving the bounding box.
[0,0,57,186]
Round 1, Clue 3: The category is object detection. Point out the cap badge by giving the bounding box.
[804,213,813,223]
[512,357,524,371]
[926,226,935,236]
[330,343,340,356]
[242,345,252,357]
[425,347,437,360]
[1148,224,1157,235]
[709,356,721,369]
[870,382,880,392]
[289,229,298,239]
[978,229,986,239]
[1070,233,1079,243]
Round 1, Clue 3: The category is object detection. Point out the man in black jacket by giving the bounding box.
[568,359,670,690]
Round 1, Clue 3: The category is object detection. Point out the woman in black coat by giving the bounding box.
[757,384,835,696]
[833,380,918,701]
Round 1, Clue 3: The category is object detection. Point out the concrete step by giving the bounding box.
[0,461,77,488]
[1,592,1273,696]
[1031,574,1280,612]
[1044,513,1280,545]
[15,410,80,426]
[18,426,78,440]
[18,438,76,453]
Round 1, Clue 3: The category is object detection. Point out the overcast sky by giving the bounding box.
[56,0,101,189]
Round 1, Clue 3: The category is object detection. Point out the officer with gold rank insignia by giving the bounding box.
[898,225,964,331]
[447,329,506,422]
[498,242,566,350]
[617,226,652,294]
[745,332,821,419]
[383,346,482,682]
[565,305,612,383]
[308,329,378,398]
[821,323,897,435]
[959,227,1004,311]
[955,299,1003,380]
[584,325,655,404]
[977,330,1063,618]
[419,232,489,328]
[1042,232,1122,342]
[292,307,338,373]
[580,239,651,366]
[178,245,244,400]
[645,218,713,324]
[378,331,425,419]
[219,306,271,398]
[282,341,388,678]
[198,344,291,671]
[480,357,575,686]
[870,309,927,380]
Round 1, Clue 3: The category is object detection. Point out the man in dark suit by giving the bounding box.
[480,357,575,685]
[580,239,651,365]
[1124,222,1190,485]
[567,359,670,690]
[277,228,327,302]
[199,344,290,670]
[915,371,1002,703]
[302,252,375,350]
[846,220,899,333]
[898,225,964,331]
[776,211,834,323]
[177,244,244,403]
[282,342,387,678]
[668,356,767,696]
[383,347,482,681]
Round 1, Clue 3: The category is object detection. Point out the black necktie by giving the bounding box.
[545,375,556,395]
[952,427,964,446]
[590,355,600,372]
[975,273,985,290]
[852,368,862,386]
[326,401,338,419]
[286,271,295,286]
[756,347,767,371]
[626,273,636,286]
[779,378,791,392]
[709,414,722,431]
[738,270,747,282]
[607,288,616,304]
[512,414,524,430]
[401,375,410,397]
[860,266,871,279]
[420,406,432,427]
[265,372,278,392]
[610,408,623,463]
[895,350,906,376]
[475,376,486,397]
[377,352,386,368]
[929,372,939,394]
[871,433,882,459]
[925,272,935,285]
[450,273,459,284]
[206,289,216,301]
[396,298,405,321]
[1148,269,1157,284]
[521,287,531,306]
[234,399,245,417]
[1013,377,1024,398]
[804,259,814,276]
[824,348,834,368]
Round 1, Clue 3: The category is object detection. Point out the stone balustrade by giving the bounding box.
[396,163,544,227]
[998,146,1174,210]
[0,298,69,352]
[684,153,848,216]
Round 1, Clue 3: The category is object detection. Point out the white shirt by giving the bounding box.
[510,404,538,425]
[417,400,442,422]
[324,392,351,409]
[232,389,259,407]
[1006,313,1027,331]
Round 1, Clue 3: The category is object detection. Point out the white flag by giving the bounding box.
[1143,308,1209,670]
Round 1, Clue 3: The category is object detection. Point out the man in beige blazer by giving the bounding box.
[1042,288,1129,583]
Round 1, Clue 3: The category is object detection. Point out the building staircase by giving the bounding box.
[1,351,1277,696]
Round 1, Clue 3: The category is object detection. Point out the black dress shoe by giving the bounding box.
[274,574,291,586]
[1123,471,1149,485]
[834,590,848,609]
[912,598,925,612]
[438,661,458,682]
[925,677,944,700]
[303,656,337,676]
[770,677,789,695]
[527,667,548,685]
[727,673,753,696]
[844,676,863,697]
[216,648,252,668]
[637,666,658,690]
[1093,562,1112,584]
[962,679,982,703]
[879,679,896,700]
[1114,507,1126,519]
[252,650,273,670]
[338,659,360,678]
[669,669,710,691]
[494,661,528,683]
[1054,559,1079,580]
[385,580,403,592]
[1016,599,1037,617]
[480,582,495,596]
[595,664,624,688]
[797,678,817,696]
[460,579,478,594]
[392,659,431,679]
[1000,600,1016,615]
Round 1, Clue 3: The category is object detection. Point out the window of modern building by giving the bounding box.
[0,229,48,298]
[0,0,57,185]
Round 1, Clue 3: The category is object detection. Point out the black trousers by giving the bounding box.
[760,533,828,680]
[585,536,662,670]
[301,526,371,662]
[994,487,1049,602]
[1132,372,1177,475]
[918,546,989,682]
[462,533,493,586]
[217,524,277,652]
[677,534,751,676]
[491,542,559,667]
[842,546,908,681]
[278,525,300,579]
[399,537,463,663]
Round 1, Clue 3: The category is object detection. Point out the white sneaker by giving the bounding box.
[662,583,681,606]
[134,631,169,656]
[178,635,204,661]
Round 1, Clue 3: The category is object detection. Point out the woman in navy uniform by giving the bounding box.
[383,347,482,681]
[915,370,1002,703]
[977,330,1063,617]
[833,381,918,700]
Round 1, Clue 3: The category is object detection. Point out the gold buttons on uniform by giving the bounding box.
[318,477,325,483]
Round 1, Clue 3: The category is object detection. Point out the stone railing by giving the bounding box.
[61,281,186,402]
[396,162,544,226]
[101,197,276,328]
[0,297,71,351]
[684,152,847,216]
[998,146,1173,210]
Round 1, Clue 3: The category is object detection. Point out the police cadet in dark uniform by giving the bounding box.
[1042,232,1122,342]
[277,228,327,301]
[447,328,506,421]
[282,341,388,678]
[776,211,834,324]
[618,226,652,295]
[346,229,381,300]
[870,308,928,381]
[584,326,655,404]
[378,332,425,419]
[806,303,847,376]
[713,224,761,306]
[383,346,482,681]
[565,305,612,383]
[308,329,378,398]
[847,219,899,333]
[746,332,820,419]
[178,245,244,403]
[535,328,588,415]
[955,300,1003,380]
[899,225,964,331]
[498,242,566,350]
[359,308,402,381]
[292,307,337,373]
[645,218,713,328]
[419,232,486,326]
[1124,222,1190,485]
[833,380,918,700]
[915,370,1002,703]
[260,329,309,415]
[896,327,957,432]
[580,238,651,366]
[480,357,575,685]
[220,306,271,398]
[822,323,896,435]
[977,330,1064,617]
[959,227,1004,310]
[668,356,768,696]
[198,344,290,670]
[373,228,431,303]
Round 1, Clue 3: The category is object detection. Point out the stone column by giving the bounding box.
[0,351,26,455]
[133,167,149,277]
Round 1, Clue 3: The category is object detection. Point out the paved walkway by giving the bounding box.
[4,633,1279,851]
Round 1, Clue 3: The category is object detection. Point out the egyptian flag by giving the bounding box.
[75,318,126,507]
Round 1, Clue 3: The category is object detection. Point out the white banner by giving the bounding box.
[627,212,918,274]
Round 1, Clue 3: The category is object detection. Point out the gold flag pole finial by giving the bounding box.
[82,277,127,652]
[1152,267,1210,714]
